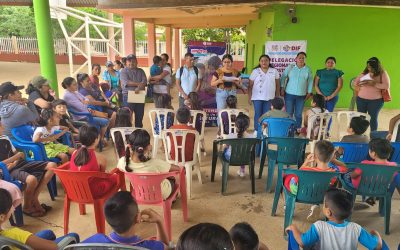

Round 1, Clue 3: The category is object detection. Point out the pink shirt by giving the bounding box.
[361,160,397,166]
[355,71,390,100]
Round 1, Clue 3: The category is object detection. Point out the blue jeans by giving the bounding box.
[253,100,271,130]
[89,117,109,128]
[216,88,237,111]
[179,96,186,108]
[325,95,339,112]
[284,93,306,129]
[36,229,80,243]
[356,97,384,131]
[123,95,145,128]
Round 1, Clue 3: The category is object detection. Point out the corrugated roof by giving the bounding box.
[0,0,97,7]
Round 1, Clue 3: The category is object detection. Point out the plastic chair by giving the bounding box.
[0,162,23,226]
[148,108,175,158]
[110,127,138,158]
[125,168,188,240]
[187,110,207,162]
[336,111,371,140]
[162,129,201,199]
[306,113,334,153]
[217,109,249,138]
[260,137,309,193]
[391,119,400,142]
[282,169,339,235]
[63,243,149,250]
[0,235,77,250]
[53,163,125,234]
[211,138,260,195]
[340,163,400,235]
[390,142,400,163]
[332,142,369,163]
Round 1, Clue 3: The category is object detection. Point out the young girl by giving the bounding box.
[224,113,255,177]
[114,107,133,157]
[185,92,202,111]
[154,94,175,136]
[117,129,180,199]
[33,109,75,163]
[69,125,118,198]
[299,94,329,138]
[219,95,238,137]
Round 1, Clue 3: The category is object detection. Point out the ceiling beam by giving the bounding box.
[144,14,257,25]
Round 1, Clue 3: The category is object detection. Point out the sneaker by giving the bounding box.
[307,205,321,222]
[237,169,245,178]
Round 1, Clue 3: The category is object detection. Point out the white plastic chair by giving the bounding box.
[187,110,207,163]
[336,111,371,140]
[110,127,138,158]
[307,113,334,153]
[391,119,400,142]
[162,129,201,199]
[218,109,249,139]
[148,108,175,158]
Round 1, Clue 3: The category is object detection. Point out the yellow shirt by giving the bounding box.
[0,227,32,250]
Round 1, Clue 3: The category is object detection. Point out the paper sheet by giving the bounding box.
[127,88,147,103]
[360,74,373,82]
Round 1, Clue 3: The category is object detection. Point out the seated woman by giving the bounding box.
[69,125,118,198]
[26,75,56,114]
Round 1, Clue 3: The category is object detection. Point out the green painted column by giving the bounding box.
[33,0,58,96]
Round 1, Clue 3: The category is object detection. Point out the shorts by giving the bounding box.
[44,142,70,158]
[161,178,176,200]
[9,160,47,183]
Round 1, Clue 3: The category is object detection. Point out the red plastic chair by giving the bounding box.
[53,163,126,234]
[124,168,188,240]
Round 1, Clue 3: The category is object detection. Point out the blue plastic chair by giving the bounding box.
[282,169,339,235]
[261,137,308,194]
[332,142,369,163]
[390,142,400,164]
[340,163,400,235]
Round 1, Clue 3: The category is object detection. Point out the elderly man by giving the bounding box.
[120,54,147,128]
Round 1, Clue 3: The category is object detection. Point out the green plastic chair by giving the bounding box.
[282,169,339,235]
[261,137,309,193]
[211,138,260,195]
[340,163,400,235]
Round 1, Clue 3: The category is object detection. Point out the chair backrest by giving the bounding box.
[148,108,175,136]
[188,110,206,138]
[11,125,34,143]
[63,243,149,250]
[266,137,309,165]
[0,236,33,250]
[161,129,199,166]
[390,142,400,164]
[284,169,339,204]
[53,163,114,203]
[259,118,295,138]
[346,163,400,197]
[391,119,400,142]
[218,138,260,165]
[306,113,334,140]
[332,142,369,163]
[110,127,138,158]
[218,109,249,136]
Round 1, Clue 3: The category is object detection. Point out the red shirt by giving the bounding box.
[169,125,196,162]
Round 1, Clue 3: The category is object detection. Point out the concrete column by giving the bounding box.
[107,13,116,60]
[147,22,156,66]
[165,27,172,59]
[33,0,58,95]
[173,28,181,70]
[123,16,136,55]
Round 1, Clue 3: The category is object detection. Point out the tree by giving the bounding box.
[0,6,36,37]
[182,27,245,45]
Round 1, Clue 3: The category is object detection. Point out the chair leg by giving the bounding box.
[271,164,283,216]
[201,139,206,156]
[47,176,57,201]
[211,151,218,182]
[259,143,266,179]
[13,205,24,226]
[79,204,86,215]
[266,158,276,193]
[162,201,173,241]
[180,169,189,222]
[93,200,106,234]
[221,162,229,195]
[152,137,159,159]
[384,197,391,235]
[196,164,202,184]
[284,195,296,235]
[250,162,255,194]
[185,165,193,199]
[64,197,70,235]
[379,197,384,217]
[197,144,202,164]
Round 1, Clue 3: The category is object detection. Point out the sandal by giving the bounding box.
[23,210,46,217]
[41,203,52,212]
[365,197,376,206]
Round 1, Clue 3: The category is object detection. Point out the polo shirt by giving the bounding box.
[120,67,147,96]
[176,66,199,96]
[316,68,344,96]
[83,232,164,250]
[249,67,280,101]
[0,227,32,249]
[280,64,313,96]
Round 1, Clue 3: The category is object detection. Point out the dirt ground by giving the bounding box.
[0,62,399,249]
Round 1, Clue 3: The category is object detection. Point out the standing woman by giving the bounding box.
[354,57,390,131]
[210,54,243,111]
[314,57,344,112]
[280,52,313,129]
[248,54,280,130]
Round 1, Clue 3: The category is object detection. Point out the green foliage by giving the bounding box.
[182,28,245,45]
[0,6,36,37]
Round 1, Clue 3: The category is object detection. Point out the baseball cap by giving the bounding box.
[126,54,137,61]
[31,76,50,89]
[0,82,24,97]
[106,61,114,67]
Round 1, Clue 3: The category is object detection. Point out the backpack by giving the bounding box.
[178,66,199,84]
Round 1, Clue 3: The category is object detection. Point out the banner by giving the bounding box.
[188,41,226,64]
[265,40,307,76]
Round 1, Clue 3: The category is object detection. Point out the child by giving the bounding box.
[148,55,163,99]
[176,223,234,250]
[341,116,370,143]
[224,113,255,177]
[33,109,75,163]
[0,188,79,249]
[113,107,133,157]
[52,99,79,135]
[154,94,174,136]
[299,94,329,137]
[83,191,168,248]
[286,187,383,250]
[69,125,118,198]
[220,95,238,137]
[169,107,197,162]
[229,222,269,250]
[185,91,202,111]
[117,129,180,200]
[258,97,290,123]
[0,180,22,209]
[1,119,56,217]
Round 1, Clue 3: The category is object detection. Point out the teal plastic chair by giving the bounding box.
[211,138,260,195]
[281,169,339,235]
[261,137,309,193]
[340,163,400,235]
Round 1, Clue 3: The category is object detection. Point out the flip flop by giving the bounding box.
[23,210,46,217]
[41,203,52,212]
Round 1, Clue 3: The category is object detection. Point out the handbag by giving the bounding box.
[380,74,391,102]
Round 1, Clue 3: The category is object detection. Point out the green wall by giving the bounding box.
[246,4,400,109]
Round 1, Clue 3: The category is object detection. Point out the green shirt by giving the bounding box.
[258,109,291,123]
[316,68,344,96]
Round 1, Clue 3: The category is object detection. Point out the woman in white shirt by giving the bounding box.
[248,54,280,130]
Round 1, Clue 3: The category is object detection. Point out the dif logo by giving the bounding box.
[283,45,301,52]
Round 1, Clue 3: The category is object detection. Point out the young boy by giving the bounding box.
[341,116,370,143]
[169,107,197,162]
[258,97,290,123]
[286,188,383,250]
[52,99,79,135]
[83,191,168,249]
[0,188,79,249]
[0,119,56,217]
[230,222,269,250]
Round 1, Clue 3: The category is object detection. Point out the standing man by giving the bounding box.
[120,54,147,128]
[176,52,201,107]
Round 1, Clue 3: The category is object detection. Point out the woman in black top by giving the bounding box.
[27,75,57,114]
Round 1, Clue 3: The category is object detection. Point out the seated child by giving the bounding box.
[286,187,382,250]
[299,94,329,138]
[169,107,197,162]
[52,99,79,135]
[258,96,290,123]
[185,92,203,134]
[154,94,174,135]
[69,125,118,199]
[341,116,370,143]
[0,180,22,209]
[113,107,133,157]
[176,223,234,250]
[117,129,180,200]
[33,108,75,163]
[229,222,269,250]
[219,95,239,136]
[0,188,79,249]
[1,119,56,217]
[83,191,168,249]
